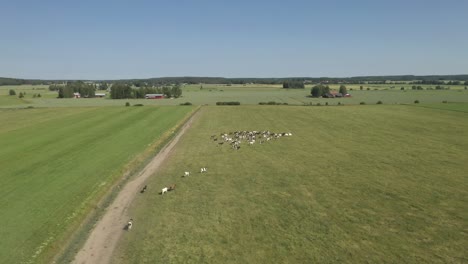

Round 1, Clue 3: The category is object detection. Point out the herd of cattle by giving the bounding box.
[212,130,292,150]
[126,130,292,231]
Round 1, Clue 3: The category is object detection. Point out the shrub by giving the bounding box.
[367,88,370,90]
[125,102,131,107]
[325,102,328,106]
[338,102,341,105]
[9,89,16,96]
[316,103,321,106]
[442,100,448,103]
[26,106,34,109]
[133,104,144,106]
[37,93,41,98]
[180,102,192,105]
[377,100,383,104]
[19,92,24,98]
[414,100,420,104]
[216,101,240,105]
[360,102,366,105]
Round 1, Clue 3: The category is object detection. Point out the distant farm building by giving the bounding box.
[95,93,106,98]
[145,94,164,99]
[73,92,81,98]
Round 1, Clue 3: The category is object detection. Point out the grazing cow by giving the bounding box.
[200,167,207,173]
[168,184,176,191]
[161,187,168,195]
[127,219,133,230]
[140,185,147,193]
[184,171,190,177]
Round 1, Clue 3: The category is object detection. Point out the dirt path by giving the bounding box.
[72,110,199,264]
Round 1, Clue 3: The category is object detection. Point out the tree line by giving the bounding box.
[110,84,182,99]
[3,75,468,86]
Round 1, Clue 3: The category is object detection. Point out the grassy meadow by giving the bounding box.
[0,106,194,264]
[1,84,468,108]
[114,105,468,263]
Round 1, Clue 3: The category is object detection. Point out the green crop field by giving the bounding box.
[1,84,468,108]
[0,106,194,264]
[113,105,468,263]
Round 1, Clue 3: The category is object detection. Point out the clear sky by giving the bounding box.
[1,0,467,79]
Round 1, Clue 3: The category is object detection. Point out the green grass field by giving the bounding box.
[1,84,468,108]
[113,105,468,263]
[0,106,194,264]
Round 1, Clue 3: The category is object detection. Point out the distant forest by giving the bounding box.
[1,75,468,86]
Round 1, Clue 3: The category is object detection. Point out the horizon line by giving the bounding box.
[2,73,468,81]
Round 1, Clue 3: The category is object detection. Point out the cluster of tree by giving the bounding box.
[339,85,347,95]
[282,80,305,89]
[98,82,109,90]
[310,84,331,97]
[110,84,182,99]
[57,81,96,98]
[48,84,62,91]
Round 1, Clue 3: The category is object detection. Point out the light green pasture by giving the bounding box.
[0,106,194,263]
[114,105,468,263]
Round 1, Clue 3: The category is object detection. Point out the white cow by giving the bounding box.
[127,219,133,230]
[200,167,207,173]
[184,171,190,177]
[162,187,168,194]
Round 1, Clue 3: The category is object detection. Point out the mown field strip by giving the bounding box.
[0,106,193,264]
[114,105,467,263]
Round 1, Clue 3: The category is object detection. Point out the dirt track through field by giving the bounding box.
[72,110,199,264]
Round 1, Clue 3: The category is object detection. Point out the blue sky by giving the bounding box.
[1,0,467,79]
